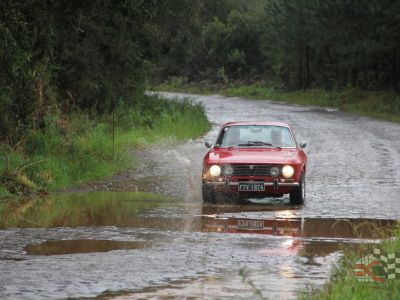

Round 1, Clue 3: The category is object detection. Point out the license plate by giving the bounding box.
[238,182,265,191]
[237,219,264,230]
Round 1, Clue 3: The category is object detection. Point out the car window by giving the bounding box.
[217,125,296,148]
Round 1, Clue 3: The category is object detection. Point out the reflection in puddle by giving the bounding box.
[201,203,296,215]
[200,214,394,256]
[2,192,395,242]
[0,191,175,229]
[300,240,342,257]
[1,191,397,300]
[200,205,395,240]
[25,240,152,256]
[2,192,397,265]
[199,205,397,259]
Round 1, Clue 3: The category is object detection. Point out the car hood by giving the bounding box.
[206,148,301,165]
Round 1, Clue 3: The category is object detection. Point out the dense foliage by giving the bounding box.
[1,0,399,144]
[0,0,164,143]
[154,0,400,92]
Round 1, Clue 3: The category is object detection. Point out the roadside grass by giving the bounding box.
[301,227,400,300]
[0,94,210,198]
[155,81,400,123]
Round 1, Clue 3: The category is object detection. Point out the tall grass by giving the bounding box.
[155,82,400,123]
[223,85,400,122]
[0,94,210,197]
[302,227,400,300]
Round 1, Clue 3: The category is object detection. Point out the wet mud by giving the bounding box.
[1,92,400,299]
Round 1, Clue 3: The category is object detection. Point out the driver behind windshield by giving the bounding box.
[219,125,294,148]
[270,128,283,146]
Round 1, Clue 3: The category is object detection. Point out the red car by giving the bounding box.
[202,122,307,205]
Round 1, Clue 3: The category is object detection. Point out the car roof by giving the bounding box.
[222,121,291,128]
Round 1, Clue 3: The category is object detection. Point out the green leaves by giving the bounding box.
[151,0,400,93]
[2,0,400,144]
[0,0,165,142]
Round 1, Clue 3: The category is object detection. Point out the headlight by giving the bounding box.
[209,165,221,177]
[270,166,280,177]
[282,165,294,178]
[223,165,233,175]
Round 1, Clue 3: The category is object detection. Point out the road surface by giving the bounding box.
[1,92,400,299]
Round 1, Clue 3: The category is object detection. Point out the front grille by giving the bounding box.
[232,164,274,176]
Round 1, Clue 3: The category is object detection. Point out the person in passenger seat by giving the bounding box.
[227,127,242,146]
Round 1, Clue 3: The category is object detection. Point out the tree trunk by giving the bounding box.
[392,49,398,91]
[305,45,310,89]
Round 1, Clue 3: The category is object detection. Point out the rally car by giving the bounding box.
[202,122,307,204]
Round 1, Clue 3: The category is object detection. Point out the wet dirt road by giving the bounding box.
[1,92,400,299]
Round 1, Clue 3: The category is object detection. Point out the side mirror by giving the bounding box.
[205,140,212,148]
[299,142,307,149]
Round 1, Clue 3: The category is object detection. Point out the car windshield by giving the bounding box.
[216,125,296,148]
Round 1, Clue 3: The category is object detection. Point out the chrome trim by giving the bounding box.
[204,182,227,186]
[279,182,300,187]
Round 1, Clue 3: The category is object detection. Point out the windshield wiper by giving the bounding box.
[238,140,281,149]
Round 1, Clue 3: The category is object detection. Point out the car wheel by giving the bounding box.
[202,184,216,203]
[289,172,305,205]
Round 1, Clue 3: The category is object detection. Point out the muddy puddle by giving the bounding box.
[0,191,398,299]
[25,240,152,256]
[1,192,396,240]
[0,191,176,228]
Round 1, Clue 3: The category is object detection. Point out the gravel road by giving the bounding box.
[1,92,399,299]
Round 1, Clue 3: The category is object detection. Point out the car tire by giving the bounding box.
[289,172,305,205]
[202,184,216,203]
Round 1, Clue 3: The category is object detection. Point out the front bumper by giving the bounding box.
[203,181,299,187]
[203,178,299,196]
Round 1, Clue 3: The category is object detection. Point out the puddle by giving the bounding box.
[1,193,398,300]
[200,204,396,241]
[25,239,152,256]
[299,240,342,257]
[200,214,395,240]
[1,192,396,242]
[0,191,176,229]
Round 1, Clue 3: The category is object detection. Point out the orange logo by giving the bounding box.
[353,254,385,283]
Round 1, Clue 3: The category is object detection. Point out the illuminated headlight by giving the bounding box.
[270,167,280,177]
[209,165,221,177]
[282,165,294,178]
[223,165,233,176]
